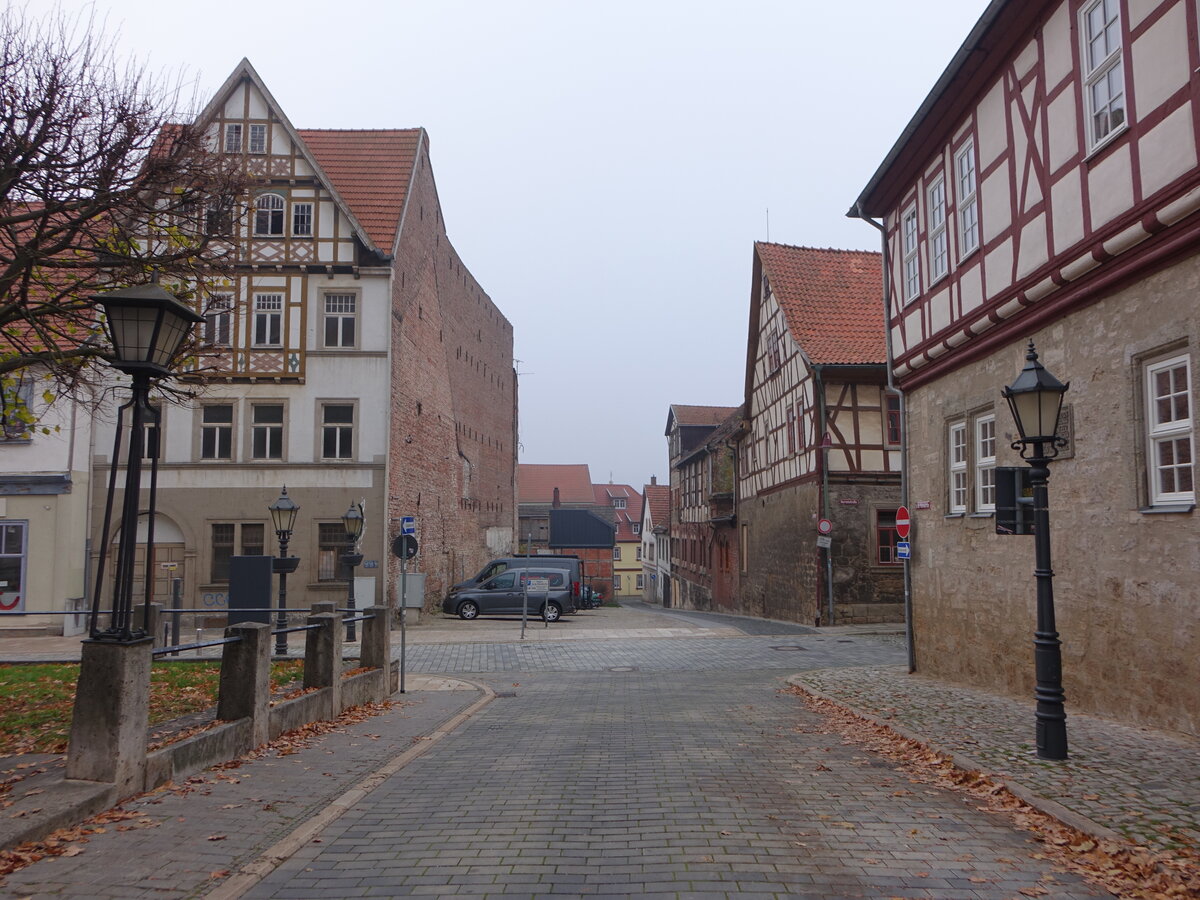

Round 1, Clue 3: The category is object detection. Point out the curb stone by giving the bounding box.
[203,677,495,900]
[785,675,1130,846]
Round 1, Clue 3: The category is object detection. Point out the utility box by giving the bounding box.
[228,556,274,624]
[398,573,426,609]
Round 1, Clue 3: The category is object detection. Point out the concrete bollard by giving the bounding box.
[145,602,163,647]
[360,605,391,672]
[66,637,154,796]
[217,622,272,747]
[303,611,342,717]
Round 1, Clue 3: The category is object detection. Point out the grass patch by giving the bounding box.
[0,660,304,756]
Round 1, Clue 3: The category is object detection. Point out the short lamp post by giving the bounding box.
[269,486,300,656]
[341,501,364,642]
[1002,340,1071,761]
[90,284,204,641]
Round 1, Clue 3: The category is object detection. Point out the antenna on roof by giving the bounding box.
[765,207,770,242]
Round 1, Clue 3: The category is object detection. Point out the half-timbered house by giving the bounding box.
[738,243,902,626]
[851,0,1199,733]
[664,404,742,611]
[89,59,517,622]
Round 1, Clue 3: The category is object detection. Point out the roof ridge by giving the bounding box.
[756,240,881,257]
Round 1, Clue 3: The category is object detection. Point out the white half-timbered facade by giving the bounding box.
[737,243,902,626]
[90,60,517,625]
[852,0,1199,734]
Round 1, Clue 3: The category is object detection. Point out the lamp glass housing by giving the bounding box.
[342,503,364,541]
[96,284,205,376]
[268,487,299,536]
[1002,341,1069,444]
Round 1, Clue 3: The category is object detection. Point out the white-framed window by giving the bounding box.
[949,422,968,514]
[902,204,920,303]
[223,123,242,153]
[292,202,313,237]
[1146,354,1194,504]
[612,575,622,592]
[1081,0,1126,149]
[321,403,354,460]
[636,545,642,561]
[254,193,285,236]
[975,415,997,512]
[612,498,626,509]
[323,293,356,348]
[253,293,283,347]
[927,176,948,282]
[203,293,232,347]
[250,404,284,460]
[956,141,979,256]
[632,523,640,535]
[200,404,234,460]
[636,573,644,590]
[248,123,266,154]
[613,546,621,560]
[142,404,161,460]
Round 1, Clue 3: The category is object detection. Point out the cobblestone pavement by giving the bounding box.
[790,665,1200,856]
[243,668,1108,899]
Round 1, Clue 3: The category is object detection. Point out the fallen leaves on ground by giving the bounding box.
[785,685,1200,899]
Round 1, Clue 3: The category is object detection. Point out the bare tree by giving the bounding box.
[0,5,247,430]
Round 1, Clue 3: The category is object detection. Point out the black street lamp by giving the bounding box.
[341,501,364,642]
[269,486,300,656]
[1002,340,1071,760]
[91,284,203,642]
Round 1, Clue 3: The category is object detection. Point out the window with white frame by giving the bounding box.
[632,523,640,535]
[902,205,920,302]
[142,405,160,460]
[254,193,285,236]
[251,404,284,460]
[253,293,282,347]
[885,394,902,446]
[949,422,968,514]
[200,404,234,460]
[1146,355,1194,504]
[203,293,232,346]
[956,141,979,256]
[321,403,354,459]
[248,123,266,154]
[636,573,644,590]
[292,202,313,237]
[636,545,642,561]
[927,176,948,282]
[1081,0,1126,149]
[323,293,356,348]
[975,415,997,512]
[613,546,621,560]
[223,123,242,153]
[612,575,622,593]
[611,497,626,509]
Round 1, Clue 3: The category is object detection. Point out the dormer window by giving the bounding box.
[254,193,285,236]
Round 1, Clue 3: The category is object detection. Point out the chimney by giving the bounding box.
[651,475,657,485]
[552,487,561,508]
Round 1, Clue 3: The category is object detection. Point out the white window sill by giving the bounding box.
[1139,502,1195,514]
[945,512,965,519]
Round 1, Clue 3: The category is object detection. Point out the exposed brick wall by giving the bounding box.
[386,145,517,609]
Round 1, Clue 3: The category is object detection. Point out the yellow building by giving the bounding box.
[593,483,644,598]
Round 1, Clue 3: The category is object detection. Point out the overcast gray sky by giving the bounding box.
[58,0,985,488]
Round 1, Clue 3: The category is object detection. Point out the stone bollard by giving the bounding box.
[145,602,163,648]
[217,622,272,747]
[303,610,342,717]
[360,605,391,672]
[66,637,154,797]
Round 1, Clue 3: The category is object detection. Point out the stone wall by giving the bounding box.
[905,252,1200,735]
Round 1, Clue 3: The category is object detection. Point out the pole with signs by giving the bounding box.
[391,529,419,694]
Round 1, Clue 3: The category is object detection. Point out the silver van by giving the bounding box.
[442,566,575,621]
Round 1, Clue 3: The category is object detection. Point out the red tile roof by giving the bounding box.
[298,129,422,253]
[755,243,885,365]
[670,404,739,428]
[518,464,594,503]
[642,484,670,528]
[592,484,643,541]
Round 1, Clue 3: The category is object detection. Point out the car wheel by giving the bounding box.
[458,600,480,620]
[541,602,562,623]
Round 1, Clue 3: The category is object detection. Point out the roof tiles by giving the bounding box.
[518,464,594,503]
[755,243,885,365]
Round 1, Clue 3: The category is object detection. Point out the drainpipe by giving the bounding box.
[849,202,914,673]
[814,366,834,626]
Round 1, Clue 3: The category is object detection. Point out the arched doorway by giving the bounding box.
[109,514,187,608]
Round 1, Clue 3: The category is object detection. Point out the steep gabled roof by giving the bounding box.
[642,483,670,529]
[665,404,739,435]
[755,242,885,366]
[298,129,423,253]
[518,464,594,503]
[593,483,643,542]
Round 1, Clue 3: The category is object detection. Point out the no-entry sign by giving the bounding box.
[895,506,911,540]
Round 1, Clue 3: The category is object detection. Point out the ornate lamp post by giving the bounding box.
[268,487,300,656]
[1002,340,1071,760]
[341,501,364,642]
[91,284,204,641]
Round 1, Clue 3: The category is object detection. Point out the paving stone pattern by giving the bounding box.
[792,665,1200,855]
[245,668,1110,899]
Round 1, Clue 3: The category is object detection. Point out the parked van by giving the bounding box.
[442,566,575,621]
[450,555,583,610]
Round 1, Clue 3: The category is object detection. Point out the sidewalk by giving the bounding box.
[789,665,1200,858]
